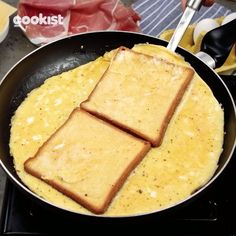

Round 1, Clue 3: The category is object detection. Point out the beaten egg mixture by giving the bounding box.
[10,44,224,216]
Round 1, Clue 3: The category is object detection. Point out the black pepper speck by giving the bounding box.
[137,189,143,194]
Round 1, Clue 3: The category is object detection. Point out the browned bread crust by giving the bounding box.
[24,109,150,214]
[81,47,194,147]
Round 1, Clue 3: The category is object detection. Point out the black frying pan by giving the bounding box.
[0,31,235,220]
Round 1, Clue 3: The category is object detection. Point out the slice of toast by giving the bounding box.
[81,47,194,147]
[24,109,150,214]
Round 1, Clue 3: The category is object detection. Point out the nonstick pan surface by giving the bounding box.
[0,31,235,218]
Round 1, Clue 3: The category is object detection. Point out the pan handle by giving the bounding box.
[167,0,202,52]
[196,19,236,69]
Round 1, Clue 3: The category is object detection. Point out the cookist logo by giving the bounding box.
[13,14,64,27]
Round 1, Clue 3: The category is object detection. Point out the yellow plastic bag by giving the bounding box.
[159,17,236,73]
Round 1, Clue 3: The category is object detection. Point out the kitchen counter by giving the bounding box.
[0,0,235,228]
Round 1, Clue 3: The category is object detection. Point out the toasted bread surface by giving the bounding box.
[24,109,150,214]
[81,47,194,146]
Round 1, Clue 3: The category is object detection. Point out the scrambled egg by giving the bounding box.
[10,44,224,216]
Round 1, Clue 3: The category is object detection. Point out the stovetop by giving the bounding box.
[0,75,235,235]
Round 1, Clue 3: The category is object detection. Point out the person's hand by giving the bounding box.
[181,0,215,10]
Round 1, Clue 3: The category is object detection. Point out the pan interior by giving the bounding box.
[0,32,235,217]
[1,32,164,181]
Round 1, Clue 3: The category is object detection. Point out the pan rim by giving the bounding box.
[0,30,235,218]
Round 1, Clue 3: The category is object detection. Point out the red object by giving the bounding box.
[69,0,140,33]
[25,24,67,38]
[18,3,70,44]
[18,0,141,44]
[19,0,74,11]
